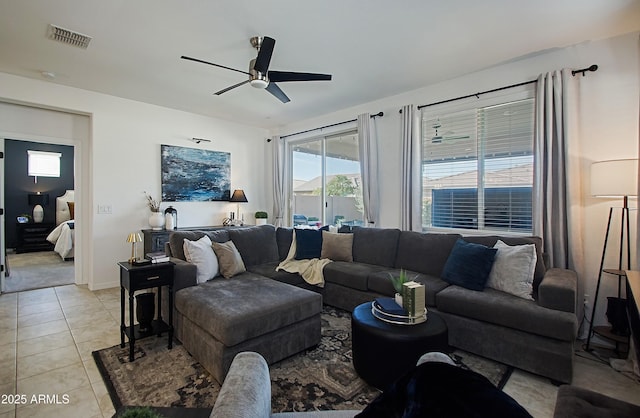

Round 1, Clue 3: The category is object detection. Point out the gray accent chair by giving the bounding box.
[210,351,359,418]
[553,385,640,417]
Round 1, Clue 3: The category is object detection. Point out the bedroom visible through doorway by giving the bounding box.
[3,138,75,293]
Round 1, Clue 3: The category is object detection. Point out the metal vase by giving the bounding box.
[135,293,155,333]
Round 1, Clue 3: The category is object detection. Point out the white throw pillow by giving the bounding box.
[183,235,219,284]
[486,240,536,300]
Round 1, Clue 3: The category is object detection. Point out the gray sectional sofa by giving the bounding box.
[162,224,578,384]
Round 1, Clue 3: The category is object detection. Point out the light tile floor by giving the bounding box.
[1,284,639,417]
[1,285,121,418]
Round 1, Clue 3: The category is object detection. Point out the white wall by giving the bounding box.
[0,73,269,290]
[274,32,640,333]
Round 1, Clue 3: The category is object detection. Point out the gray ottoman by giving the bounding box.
[174,273,322,383]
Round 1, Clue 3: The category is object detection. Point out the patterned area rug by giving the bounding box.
[93,306,512,412]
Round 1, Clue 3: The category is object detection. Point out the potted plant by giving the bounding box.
[255,211,268,225]
[388,269,410,306]
[144,192,164,230]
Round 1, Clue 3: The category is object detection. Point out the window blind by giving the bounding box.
[421,98,534,233]
[27,150,62,177]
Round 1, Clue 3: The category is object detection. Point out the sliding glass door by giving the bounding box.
[289,130,363,227]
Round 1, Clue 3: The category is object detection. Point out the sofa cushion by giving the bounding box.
[182,235,218,283]
[169,231,206,261]
[368,270,449,307]
[228,225,279,267]
[169,229,230,260]
[212,241,246,279]
[323,261,388,291]
[321,231,354,262]
[395,232,462,276]
[247,262,307,287]
[174,273,322,347]
[441,239,497,291]
[276,228,294,261]
[463,236,545,292]
[436,285,577,341]
[352,227,401,267]
[486,240,536,300]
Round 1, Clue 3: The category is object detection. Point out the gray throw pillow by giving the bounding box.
[212,241,246,279]
[321,231,353,262]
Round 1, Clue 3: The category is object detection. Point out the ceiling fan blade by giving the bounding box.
[181,55,250,76]
[214,80,250,95]
[253,36,275,74]
[265,82,290,103]
[268,71,332,83]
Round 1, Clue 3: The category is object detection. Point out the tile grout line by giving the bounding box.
[56,285,116,417]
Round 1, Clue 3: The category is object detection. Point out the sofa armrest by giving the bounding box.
[537,268,577,313]
[171,257,198,293]
[210,352,271,418]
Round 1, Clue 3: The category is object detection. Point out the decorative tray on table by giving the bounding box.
[371,299,427,325]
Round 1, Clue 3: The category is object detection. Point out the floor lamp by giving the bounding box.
[586,159,638,353]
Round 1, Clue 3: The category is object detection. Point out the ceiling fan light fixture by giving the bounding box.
[249,58,269,89]
[250,78,269,89]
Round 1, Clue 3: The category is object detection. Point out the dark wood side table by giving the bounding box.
[118,261,174,362]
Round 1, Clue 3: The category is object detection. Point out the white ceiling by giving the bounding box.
[0,0,638,129]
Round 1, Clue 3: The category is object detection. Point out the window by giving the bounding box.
[28,150,61,179]
[421,92,534,233]
[289,130,364,227]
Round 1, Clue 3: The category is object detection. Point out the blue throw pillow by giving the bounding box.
[441,238,497,291]
[295,228,324,260]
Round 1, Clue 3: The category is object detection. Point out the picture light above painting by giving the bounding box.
[161,144,231,201]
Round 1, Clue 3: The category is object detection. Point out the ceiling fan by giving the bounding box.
[181,36,332,103]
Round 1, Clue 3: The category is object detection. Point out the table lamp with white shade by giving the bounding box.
[586,158,638,352]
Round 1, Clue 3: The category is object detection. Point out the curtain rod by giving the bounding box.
[278,111,384,140]
[400,64,598,112]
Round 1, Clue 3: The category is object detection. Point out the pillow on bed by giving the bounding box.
[67,202,75,220]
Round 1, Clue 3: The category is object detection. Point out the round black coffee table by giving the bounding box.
[351,301,448,389]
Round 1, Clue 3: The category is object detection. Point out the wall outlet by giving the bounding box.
[583,294,589,308]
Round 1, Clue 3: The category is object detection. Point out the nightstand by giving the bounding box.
[118,261,174,362]
[15,222,55,253]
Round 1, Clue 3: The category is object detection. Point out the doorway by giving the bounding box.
[3,139,75,292]
[289,130,364,227]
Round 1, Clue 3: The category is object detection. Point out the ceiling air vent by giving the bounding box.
[47,24,92,49]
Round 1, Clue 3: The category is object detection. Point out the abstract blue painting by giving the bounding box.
[161,145,231,201]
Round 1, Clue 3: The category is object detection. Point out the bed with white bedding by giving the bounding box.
[47,190,75,260]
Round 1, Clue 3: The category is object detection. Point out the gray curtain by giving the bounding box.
[358,113,379,226]
[271,135,285,227]
[533,68,584,283]
[400,104,421,231]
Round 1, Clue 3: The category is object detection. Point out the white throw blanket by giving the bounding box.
[276,231,332,287]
